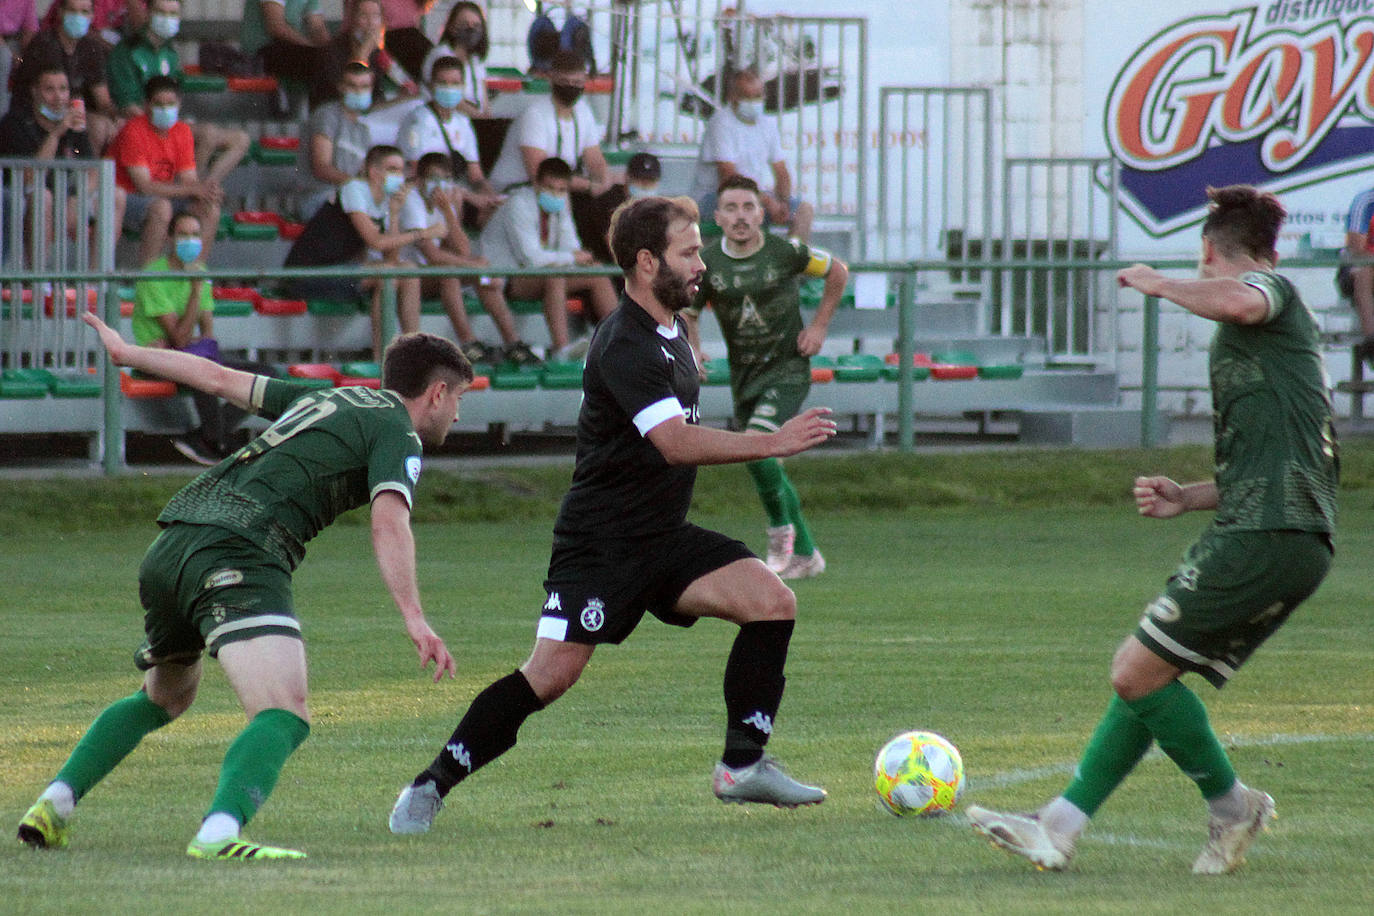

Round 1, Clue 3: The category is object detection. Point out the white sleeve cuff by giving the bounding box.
[632,396,685,436]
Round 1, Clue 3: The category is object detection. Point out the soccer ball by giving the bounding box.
[874,730,965,817]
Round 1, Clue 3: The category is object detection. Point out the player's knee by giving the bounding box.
[749,578,796,622]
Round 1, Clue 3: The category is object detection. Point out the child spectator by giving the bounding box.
[401,151,540,367]
[107,74,221,266]
[283,143,442,360]
[107,0,249,188]
[479,156,616,360]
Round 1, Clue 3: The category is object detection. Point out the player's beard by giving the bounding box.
[653,260,697,313]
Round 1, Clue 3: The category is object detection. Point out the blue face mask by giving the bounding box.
[627,183,658,199]
[174,237,203,263]
[150,104,179,131]
[433,85,464,109]
[537,190,565,214]
[38,103,66,123]
[423,178,450,198]
[383,172,405,195]
[149,14,180,40]
[342,90,372,112]
[62,12,91,39]
[734,99,763,123]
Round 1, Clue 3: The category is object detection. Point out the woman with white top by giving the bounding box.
[420,0,489,119]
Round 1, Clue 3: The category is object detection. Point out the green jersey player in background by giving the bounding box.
[968,185,1338,875]
[685,175,848,579]
[17,313,472,861]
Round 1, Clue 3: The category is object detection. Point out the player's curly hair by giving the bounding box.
[608,196,700,273]
[383,333,473,397]
[1201,185,1286,260]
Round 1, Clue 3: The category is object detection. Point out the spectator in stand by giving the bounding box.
[691,69,812,241]
[420,1,488,118]
[0,63,125,254]
[107,74,221,267]
[132,210,272,465]
[241,0,332,94]
[283,143,442,361]
[312,0,416,110]
[301,60,373,218]
[107,0,250,188]
[0,0,38,118]
[487,50,621,263]
[350,0,430,84]
[12,0,119,152]
[1338,185,1374,366]
[397,54,499,225]
[39,0,143,46]
[401,151,540,367]
[479,156,616,361]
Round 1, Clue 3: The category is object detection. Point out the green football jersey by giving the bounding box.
[1209,270,1338,533]
[159,378,424,568]
[692,234,828,399]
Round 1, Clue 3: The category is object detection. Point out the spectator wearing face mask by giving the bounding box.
[107,74,222,267]
[691,69,813,241]
[301,60,375,217]
[397,54,499,226]
[311,0,416,110]
[12,0,119,151]
[420,0,489,119]
[479,156,617,361]
[107,0,250,190]
[39,0,144,46]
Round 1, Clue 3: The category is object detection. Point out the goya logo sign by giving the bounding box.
[1105,5,1374,236]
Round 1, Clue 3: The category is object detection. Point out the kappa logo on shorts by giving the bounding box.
[204,569,244,591]
[1146,596,1182,623]
[580,597,606,632]
[543,592,562,612]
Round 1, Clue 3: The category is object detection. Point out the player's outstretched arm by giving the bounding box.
[646,407,836,466]
[1133,475,1218,518]
[82,312,257,409]
[370,491,456,681]
[1117,264,1269,325]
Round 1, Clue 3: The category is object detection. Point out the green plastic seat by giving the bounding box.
[491,367,540,389]
[881,364,930,381]
[212,299,253,317]
[0,369,51,398]
[306,298,361,316]
[229,221,278,241]
[834,353,884,382]
[507,298,544,316]
[48,371,101,397]
[540,364,583,389]
[702,360,731,385]
[251,140,297,166]
[181,73,228,93]
[341,361,381,378]
[977,364,1024,380]
[522,77,550,94]
[420,298,447,315]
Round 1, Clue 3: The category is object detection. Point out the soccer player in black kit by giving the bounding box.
[390,195,838,833]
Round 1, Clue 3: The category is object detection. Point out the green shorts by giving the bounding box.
[735,375,811,432]
[1135,527,1332,688]
[134,522,300,670]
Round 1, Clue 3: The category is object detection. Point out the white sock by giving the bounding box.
[195,812,241,844]
[1207,780,1249,821]
[38,782,76,819]
[1039,796,1090,840]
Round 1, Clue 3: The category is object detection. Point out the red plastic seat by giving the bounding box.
[43,287,99,317]
[257,135,299,150]
[486,77,523,92]
[338,375,381,388]
[288,363,343,384]
[234,210,279,226]
[227,76,278,93]
[119,371,177,398]
[255,298,308,316]
[468,375,490,391]
[810,367,834,383]
[930,364,978,381]
[278,221,305,240]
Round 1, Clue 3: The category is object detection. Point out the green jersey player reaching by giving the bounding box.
[968,185,1338,875]
[684,175,848,578]
[17,313,472,861]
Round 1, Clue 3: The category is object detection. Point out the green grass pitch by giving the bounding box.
[2,449,1372,913]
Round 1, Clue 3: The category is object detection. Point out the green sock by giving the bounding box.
[1061,695,1154,816]
[55,690,172,802]
[777,473,817,556]
[1126,680,1237,799]
[206,708,310,828]
[746,459,789,527]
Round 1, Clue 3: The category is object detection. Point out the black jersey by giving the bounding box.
[553,295,702,540]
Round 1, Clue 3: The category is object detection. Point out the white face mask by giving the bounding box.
[734,99,763,123]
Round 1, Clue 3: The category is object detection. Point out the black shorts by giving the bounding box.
[539,524,755,645]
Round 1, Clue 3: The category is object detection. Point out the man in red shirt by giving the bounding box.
[107,74,221,267]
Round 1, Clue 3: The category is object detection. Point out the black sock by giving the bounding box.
[721,619,794,768]
[418,670,544,796]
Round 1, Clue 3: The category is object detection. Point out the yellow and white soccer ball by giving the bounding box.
[874,730,965,817]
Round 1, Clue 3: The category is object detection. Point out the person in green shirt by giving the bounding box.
[967,185,1338,876]
[17,312,472,861]
[685,174,848,579]
[134,211,266,464]
[107,0,248,186]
